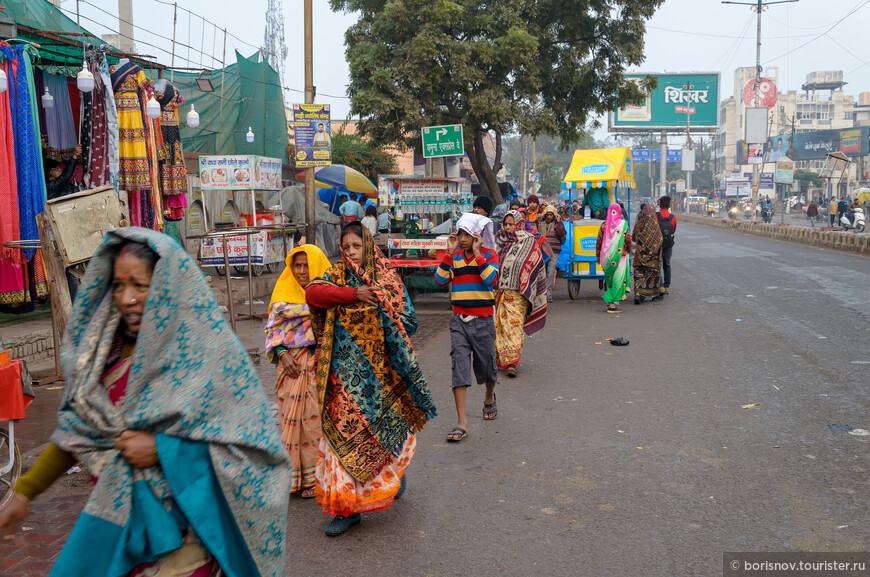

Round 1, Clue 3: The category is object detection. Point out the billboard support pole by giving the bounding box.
[304,0,316,245]
[659,131,667,200]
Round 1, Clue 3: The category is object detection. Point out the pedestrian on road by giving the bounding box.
[472,195,498,251]
[265,244,332,500]
[434,213,500,442]
[378,206,392,233]
[339,194,364,222]
[836,197,848,226]
[526,195,541,229]
[494,210,548,377]
[0,228,290,576]
[537,205,566,301]
[305,223,436,536]
[361,205,378,236]
[806,201,818,227]
[596,203,632,314]
[656,196,677,295]
[632,204,664,305]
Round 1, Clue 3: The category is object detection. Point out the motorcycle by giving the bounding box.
[728,203,739,220]
[761,206,774,224]
[840,208,866,233]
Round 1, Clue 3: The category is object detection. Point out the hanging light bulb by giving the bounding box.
[246,127,254,143]
[186,104,200,128]
[41,87,54,109]
[145,94,160,119]
[0,69,7,94]
[76,63,95,93]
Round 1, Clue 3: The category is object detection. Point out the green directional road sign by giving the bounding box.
[422,124,464,158]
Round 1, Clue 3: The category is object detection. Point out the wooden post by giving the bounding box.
[36,213,72,340]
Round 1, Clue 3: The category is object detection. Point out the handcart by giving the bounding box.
[560,148,635,300]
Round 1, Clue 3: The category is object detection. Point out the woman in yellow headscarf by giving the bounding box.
[265,244,331,498]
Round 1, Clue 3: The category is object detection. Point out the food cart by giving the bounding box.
[378,175,473,299]
[560,147,635,300]
[198,155,289,275]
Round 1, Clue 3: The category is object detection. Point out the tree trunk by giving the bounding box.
[466,129,504,204]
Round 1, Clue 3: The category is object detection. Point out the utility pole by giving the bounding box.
[304,0,316,244]
[659,131,667,200]
[722,0,798,220]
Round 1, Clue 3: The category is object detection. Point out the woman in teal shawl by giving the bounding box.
[0,228,290,577]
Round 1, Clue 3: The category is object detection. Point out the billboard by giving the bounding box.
[765,127,870,162]
[611,73,720,131]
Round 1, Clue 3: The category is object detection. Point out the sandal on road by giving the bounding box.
[446,427,467,442]
[483,395,498,421]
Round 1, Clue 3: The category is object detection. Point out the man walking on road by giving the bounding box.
[806,201,818,227]
[656,196,676,296]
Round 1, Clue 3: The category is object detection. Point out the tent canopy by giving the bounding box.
[561,148,635,190]
[0,0,156,70]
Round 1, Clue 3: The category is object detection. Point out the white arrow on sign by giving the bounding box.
[436,128,448,140]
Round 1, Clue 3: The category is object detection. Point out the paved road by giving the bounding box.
[283,222,869,576]
[4,222,869,575]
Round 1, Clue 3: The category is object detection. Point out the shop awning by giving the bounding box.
[561,147,635,189]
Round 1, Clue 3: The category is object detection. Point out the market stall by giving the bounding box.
[560,147,635,300]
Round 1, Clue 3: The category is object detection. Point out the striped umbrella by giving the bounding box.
[296,165,378,199]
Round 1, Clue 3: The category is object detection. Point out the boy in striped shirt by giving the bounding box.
[434,214,499,443]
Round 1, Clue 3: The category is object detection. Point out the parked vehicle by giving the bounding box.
[840,207,866,233]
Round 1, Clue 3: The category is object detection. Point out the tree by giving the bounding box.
[330,0,664,202]
[330,124,398,184]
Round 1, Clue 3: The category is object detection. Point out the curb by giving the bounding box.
[680,214,870,256]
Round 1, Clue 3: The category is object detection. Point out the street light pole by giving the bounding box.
[722,0,798,221]
[304,0,316,244]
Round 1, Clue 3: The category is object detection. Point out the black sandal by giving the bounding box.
[446,427,467,442]
[483,395,498,420]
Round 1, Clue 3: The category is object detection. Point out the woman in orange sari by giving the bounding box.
[265,244,331,498]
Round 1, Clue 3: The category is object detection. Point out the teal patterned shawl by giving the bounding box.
[51,227,289,577]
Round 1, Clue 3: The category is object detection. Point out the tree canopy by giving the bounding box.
[330,125,399,184]
[330,0,664,202]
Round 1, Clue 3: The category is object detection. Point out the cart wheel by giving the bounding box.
[265,262,279,274]
[598,279,605,291]
[0,429,21,510]
[233,266,247,276]
[251,265,264,277]
[568,279,581,300]
[213,266,226,277]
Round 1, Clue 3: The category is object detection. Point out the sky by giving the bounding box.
[71,0,870,137]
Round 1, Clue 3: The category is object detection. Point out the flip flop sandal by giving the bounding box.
[506,365,518,378]
[300,487,316,499]
[483,395,498,420]
[325,513,361,536]
[446,427,468,442]
[610,337,629,346]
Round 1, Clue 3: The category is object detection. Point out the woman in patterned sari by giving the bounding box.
[595,203,632,314]
[265,244,331,499]
[493,210,548,378]
[631,204,664,305]
[305,222,436,536]
[0,228,290,577]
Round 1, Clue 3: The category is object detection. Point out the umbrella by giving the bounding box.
[295,164,379,199]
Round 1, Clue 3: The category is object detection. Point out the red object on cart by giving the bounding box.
[0,361,34,420]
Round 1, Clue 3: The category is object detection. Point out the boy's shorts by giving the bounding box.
[450,313,498,389]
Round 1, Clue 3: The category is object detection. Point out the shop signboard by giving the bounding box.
[200,231,285,266]
[775,169,794,184]
[293,103,332,168]
[611,73,720,131]
[422,124,464,158]
[630,149,682,163]
[199,155,283,190]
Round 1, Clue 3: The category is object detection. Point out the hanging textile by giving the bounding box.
[12,44,48,260]
[82,56,109,188]
[42,72,78,158]
[97,50,119,192]
[111,61,154,228]
[142,84,164,230]
[0,45,21,266]
[157,83,188,220]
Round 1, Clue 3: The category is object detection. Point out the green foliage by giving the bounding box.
[794,169,822,188]
[330,124,399,184]
[330,0,665,201]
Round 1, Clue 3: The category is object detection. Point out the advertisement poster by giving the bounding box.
[726,178,751,197]
[199,156,283,190]
[611,73,719,130]
[766,127,869,161]
[747,144,765,165]
[200,232,286,266]
[293,103,332,168]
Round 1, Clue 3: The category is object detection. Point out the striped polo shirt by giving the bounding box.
[434,248,499,316]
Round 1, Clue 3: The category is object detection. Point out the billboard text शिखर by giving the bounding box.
[611,73,720,131]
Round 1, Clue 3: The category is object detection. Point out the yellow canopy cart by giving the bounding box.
[560,147,635,300]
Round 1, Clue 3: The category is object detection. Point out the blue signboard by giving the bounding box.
[631,149,682,163]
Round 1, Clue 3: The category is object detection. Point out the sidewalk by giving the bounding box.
[0,295,449,576]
